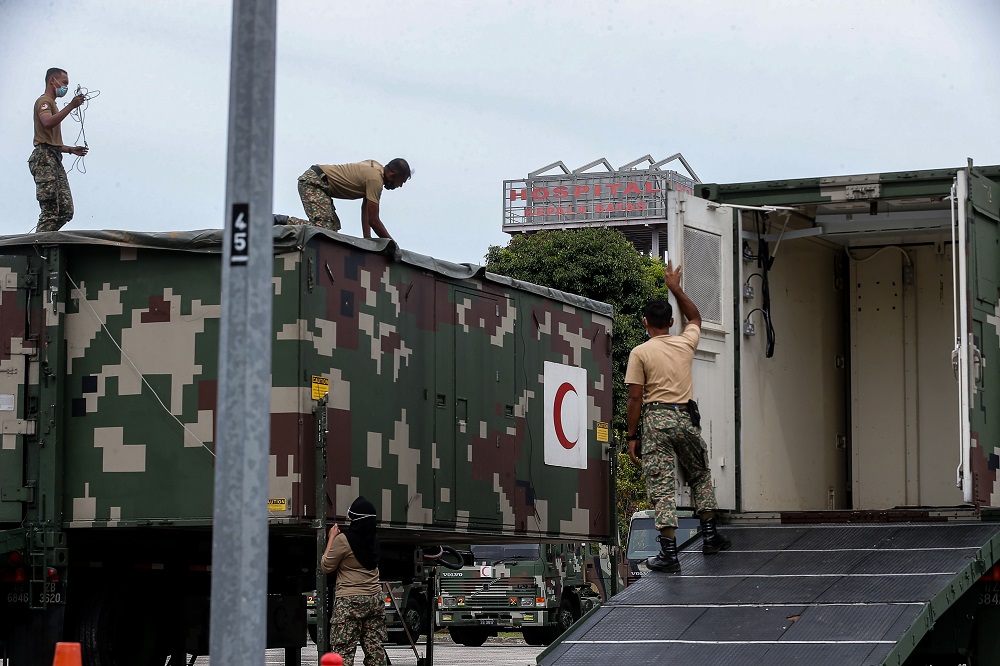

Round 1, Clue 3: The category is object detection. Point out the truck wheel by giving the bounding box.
[392,600,425,645]
[76,588,171,666]
[545,598,576,644]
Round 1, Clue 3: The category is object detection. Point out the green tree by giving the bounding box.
[616,451,649,547]
[486,228,663,433]
[485,228,664,545]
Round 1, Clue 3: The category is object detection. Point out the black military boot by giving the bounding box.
[701,515,732,554]
[646,535,680,573]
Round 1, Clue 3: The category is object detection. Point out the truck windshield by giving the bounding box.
[626,518,659,560]
[470,544,540,564]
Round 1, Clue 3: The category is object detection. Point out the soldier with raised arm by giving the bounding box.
[625,262,731,573]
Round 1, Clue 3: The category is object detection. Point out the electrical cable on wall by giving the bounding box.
[743,212,776,357]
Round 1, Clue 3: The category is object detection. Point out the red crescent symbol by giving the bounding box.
[554,382,578,450]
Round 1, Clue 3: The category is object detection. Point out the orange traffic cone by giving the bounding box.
[320,653,344,666]
[51,642,82,666]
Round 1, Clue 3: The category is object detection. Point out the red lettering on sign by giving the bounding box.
[573,185,589,197]
[610,184,623,195]
[594,185,602,196]
[510,189,527,201]
[623,182,641,195]
[645,182,660,194]
[637,202,646,211]
[553,186,569,198]
[532,188,550,199]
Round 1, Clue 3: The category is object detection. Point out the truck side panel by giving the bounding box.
[1,230,612,542]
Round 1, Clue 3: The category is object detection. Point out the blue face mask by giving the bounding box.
[54,85,68,98]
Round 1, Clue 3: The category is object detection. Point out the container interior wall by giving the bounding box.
[738,229,847,511]
[849,243,961,508]
[738,206,963,512]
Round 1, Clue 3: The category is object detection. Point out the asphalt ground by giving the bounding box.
[193,635,544,665]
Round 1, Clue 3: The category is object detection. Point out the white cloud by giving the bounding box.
[1,0,997,262]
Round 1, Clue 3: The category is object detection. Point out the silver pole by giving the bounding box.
[210,1,276,664]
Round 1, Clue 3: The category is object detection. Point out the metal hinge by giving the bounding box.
[2,419,36,435]
[1,486,35,503]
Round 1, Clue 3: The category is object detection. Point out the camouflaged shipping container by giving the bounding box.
[0,226,613,663]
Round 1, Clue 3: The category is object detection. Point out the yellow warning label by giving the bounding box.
[268,498,287,512]
[596,422,609,443]
[311,376,330,400]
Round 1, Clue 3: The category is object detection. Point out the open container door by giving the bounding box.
[666,191,737,510]
[958,165,1000,506]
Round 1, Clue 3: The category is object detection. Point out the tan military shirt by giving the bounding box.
[624,323,701,404]
[33,95,62,147]
[320,533,381,597]
[318,160,384,203]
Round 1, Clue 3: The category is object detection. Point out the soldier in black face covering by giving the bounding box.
[321,496,387,666]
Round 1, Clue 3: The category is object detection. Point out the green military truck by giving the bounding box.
[436,542,602,646]
[0,226,614,665]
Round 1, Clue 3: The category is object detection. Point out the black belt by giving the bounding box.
[310,164,325,178]
[644,402,688,411]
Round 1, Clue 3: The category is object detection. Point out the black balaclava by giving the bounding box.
[343,496,379,570]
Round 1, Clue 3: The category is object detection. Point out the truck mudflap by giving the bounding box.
[539,522,1000,666]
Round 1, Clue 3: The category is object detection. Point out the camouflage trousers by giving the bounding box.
[640,406,719,530]
[28,146,74,232]
[296,168,343,231]
[330,593,387,666]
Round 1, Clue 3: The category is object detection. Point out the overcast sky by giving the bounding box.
[1,0,998,263]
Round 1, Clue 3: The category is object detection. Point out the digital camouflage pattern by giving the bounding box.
[296,168,343,230]
[28,146,74,232]
[330,593,386,666]
[640,407,718,531]
[0,226,613,544]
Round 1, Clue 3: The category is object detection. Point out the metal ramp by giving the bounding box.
[540,523,1000,666]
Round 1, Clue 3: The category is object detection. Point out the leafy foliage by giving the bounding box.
[615,450,650,546]
[485,228,664,432]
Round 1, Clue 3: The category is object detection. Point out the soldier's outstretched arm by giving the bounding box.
[665,262,701,328]
[363,199,392,241]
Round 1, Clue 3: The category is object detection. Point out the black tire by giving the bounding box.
[74,587,171,666]
[545,598,577,644]
[391,599,425,645]
[448,626,489,647]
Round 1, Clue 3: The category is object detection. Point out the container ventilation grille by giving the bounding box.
[683,227,722,325]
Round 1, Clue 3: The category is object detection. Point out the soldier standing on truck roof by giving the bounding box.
[625,262,731,573]
[321,496,387,666]
[29,67,89,232]
[275,158,411,240]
